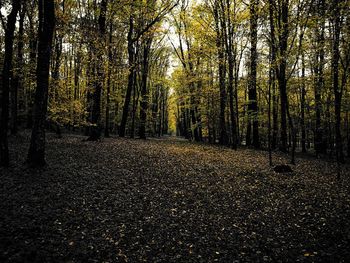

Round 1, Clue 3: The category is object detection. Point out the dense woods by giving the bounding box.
[171,0,350,165]
[0,0,350,166]
[1,1,350,261]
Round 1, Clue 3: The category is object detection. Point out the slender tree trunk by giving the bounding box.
[248,0,260,148]
[10,4,25,135]
[26,7,38,129]
[152,85,160,136]
[331,0,344,163]
[50,31,63,137]
[195,85,203,140]
[268,48,273,166]
[301,53,307,153]
[314,0,326,155]
[313,48,323,155]
[105,21,113,138]
[269,0,278,150]
[119,16,135,137]
[213,2,228,145]
[234,68,240,145]
[88,0,107,141]
[277,0,289,152]
[187,61,200,141]
[74,48,81,101]
[190,94,200,141]
[27,0,55,167]
[85,50,94,136]
[226,0,237,149]
[52,31,63,100]
[0,0,21,167]
[218,53,228,145]
[130,70,138,139]
[162,88,168,135]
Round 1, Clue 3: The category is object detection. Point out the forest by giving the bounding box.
[1,0,350,262]
[1,0,350,165]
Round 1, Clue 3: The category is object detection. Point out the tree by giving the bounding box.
[213,0,229,145]
[313,0,326,155]
[119,0,178,138]
[0,0,21,167]
[225,0,237,149]
[331,0,344,163]
[246,0,259,148]
[104,20,114,138]
[139,37,153,139]
[276,0,289,152]
[27,0,55,167]
[87,0,107,141]
[11,2,26,135]
[139,0,157,139]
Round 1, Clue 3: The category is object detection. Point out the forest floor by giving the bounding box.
[1,132,350,263]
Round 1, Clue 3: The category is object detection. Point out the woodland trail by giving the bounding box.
[1,133,350,262]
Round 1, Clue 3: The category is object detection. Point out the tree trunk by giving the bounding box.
[213,2,228,145]
[139,38,152,139]
[0,0,21,167]
[248,0,260,149]
[27,0,55,167]
[119,16,135,137]
[268,45,273,166]
[130,70,138,139]
[314,0,325,155]
[277,0,289,152]
[269,0,278,150]
[226,0,237,149]
[87,0,107,141]
[331,0,344,163]
[51,30,63,114]
[162,88,168,135]
[27,15,38,129]
[301,53,307,153]
[85,50,94,136]
[10,4,25,135]
[105,21,113,138]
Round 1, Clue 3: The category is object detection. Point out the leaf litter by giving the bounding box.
[0,133,349,262]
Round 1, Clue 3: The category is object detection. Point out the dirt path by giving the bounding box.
[1,133,349,262]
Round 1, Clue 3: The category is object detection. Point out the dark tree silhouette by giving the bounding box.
[0,0,21,167]
[27,0,55,167]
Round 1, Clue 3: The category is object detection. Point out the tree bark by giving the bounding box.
[213,1,228,145]
[27,0,55,167]
[277,0,289,152]
[331,0,344,163]
[139,38,152,139]
[301,53,307,153]
[226,0,237,149]
[26,11,38,129]
[105,21,113,138]
[10,3,25,135]
[313,0,326,155]
[0,0,21,167]
[87,0,107,141]
[119,15,135,137]
[248,0,260,148]
[269,0,278,150]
